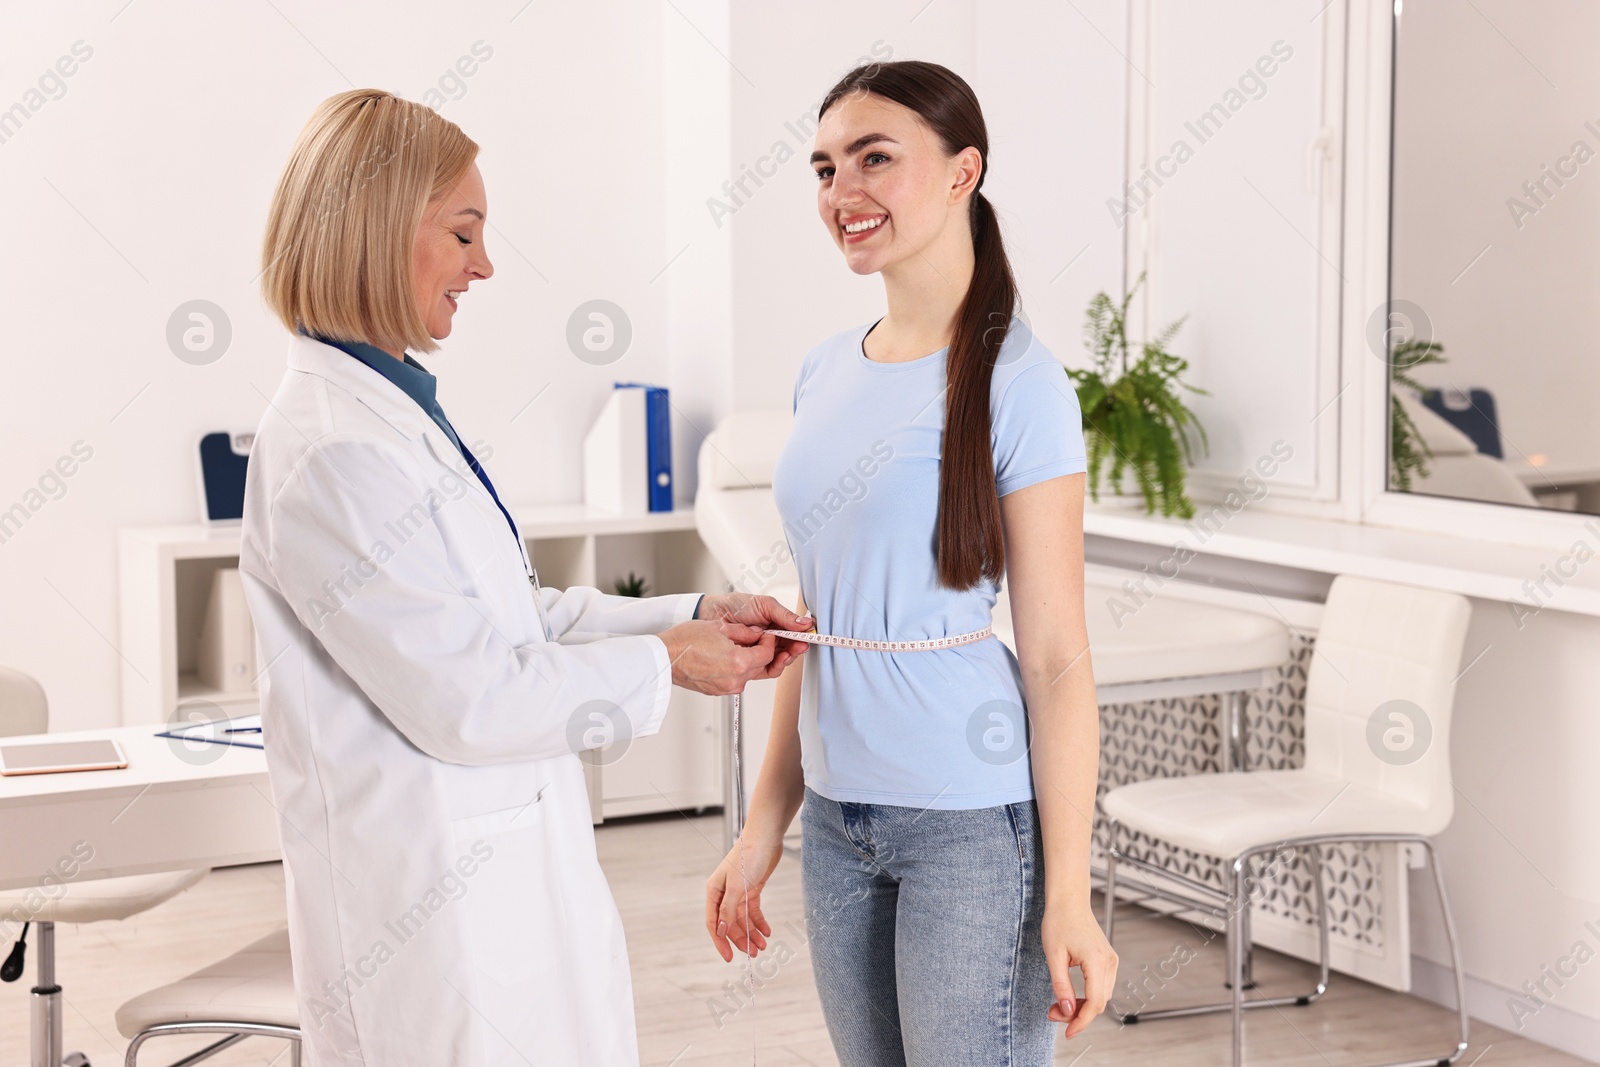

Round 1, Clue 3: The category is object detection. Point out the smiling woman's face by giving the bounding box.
[811,90,979,277]
[411,162,494,344]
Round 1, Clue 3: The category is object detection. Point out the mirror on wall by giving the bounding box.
[1386,0,1600,514]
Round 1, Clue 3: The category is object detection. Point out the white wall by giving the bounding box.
[0,1,675,732]
[1409,595,1600,1051]
[664,0,734,508]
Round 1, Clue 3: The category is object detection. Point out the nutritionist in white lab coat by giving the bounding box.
[238,89,810,1066]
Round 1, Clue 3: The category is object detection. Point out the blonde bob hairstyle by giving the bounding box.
[261,88,478,354]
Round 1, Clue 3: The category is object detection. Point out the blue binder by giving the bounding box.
[198,431,253,522]
[613,383,673,511]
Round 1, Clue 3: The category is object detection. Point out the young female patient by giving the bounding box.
[704,60,1116,1065]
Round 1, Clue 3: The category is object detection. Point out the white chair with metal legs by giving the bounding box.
[1100,574,1473,1067]
[115,928,300,1066]
[0,666,210,1067]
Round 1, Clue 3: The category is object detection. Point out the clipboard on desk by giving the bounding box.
[156,712,264,750]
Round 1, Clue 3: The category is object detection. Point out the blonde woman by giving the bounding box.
[241,89,808,1066]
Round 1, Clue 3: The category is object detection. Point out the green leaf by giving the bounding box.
[1387,340,1449,492]
[613,571,650,597]
[1074,276,1209,517]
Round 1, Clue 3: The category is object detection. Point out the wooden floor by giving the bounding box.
[0,811,1589,1066]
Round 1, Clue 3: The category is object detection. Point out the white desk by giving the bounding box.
[0,725,279,893]
[1008,578,1290,771]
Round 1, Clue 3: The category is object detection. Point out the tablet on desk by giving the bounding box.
[0,738,128,776]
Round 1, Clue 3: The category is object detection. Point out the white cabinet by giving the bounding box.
[516,514,727,820]
[117,507,726,823]
[118,525,261,726]
[1126,0,1346,501]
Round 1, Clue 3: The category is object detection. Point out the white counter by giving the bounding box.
[1082,501,1600,617]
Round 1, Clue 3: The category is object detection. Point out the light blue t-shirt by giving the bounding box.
[772,316,1088,809]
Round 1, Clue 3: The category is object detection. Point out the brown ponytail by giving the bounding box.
[819,61,1017,590]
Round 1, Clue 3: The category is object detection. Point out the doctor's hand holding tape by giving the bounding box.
[238,89,809,1067]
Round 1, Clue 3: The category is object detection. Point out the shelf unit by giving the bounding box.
[117,505,725,823]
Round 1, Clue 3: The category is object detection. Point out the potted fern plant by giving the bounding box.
[1388,338,1448,492]
[1068,273,1210,518]
[613,572,650,597]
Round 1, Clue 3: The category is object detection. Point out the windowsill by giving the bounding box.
[1082,499,1600,618]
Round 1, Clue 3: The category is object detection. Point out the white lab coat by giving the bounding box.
[238,334,697,1066]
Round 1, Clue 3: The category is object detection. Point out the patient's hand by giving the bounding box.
[695,593,813,661]
[1045,901,1117,1039]
[706,832,784,962]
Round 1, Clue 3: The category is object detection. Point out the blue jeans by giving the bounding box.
[799,786,1057,1067]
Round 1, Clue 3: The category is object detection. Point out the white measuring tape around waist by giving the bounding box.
[754,624,993,652]
[727,623,991,1064]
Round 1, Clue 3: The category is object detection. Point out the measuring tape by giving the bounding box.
[758,625,992,652]
[728,623,992,1062]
